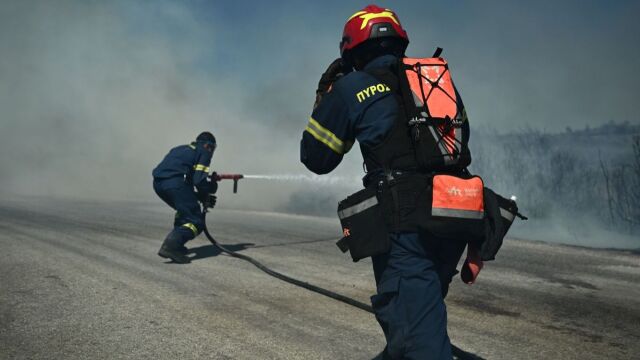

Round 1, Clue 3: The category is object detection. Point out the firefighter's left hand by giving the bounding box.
[315,58,349,108]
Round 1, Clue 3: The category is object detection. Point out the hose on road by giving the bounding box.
[201,209,483,360]
[202,210,372,312]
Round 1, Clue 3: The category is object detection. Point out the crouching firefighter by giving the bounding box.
[300,5,522,359]
[152,132,218,264]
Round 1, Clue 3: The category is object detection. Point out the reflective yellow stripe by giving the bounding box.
[358,11,399,30]
[305,125,342,154]
[347,10,367,21]
[193,164,210,172]
[305,117,352,154]
[181,223,198,235]
[188,144,196,150]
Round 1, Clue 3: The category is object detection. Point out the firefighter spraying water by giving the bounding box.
[151,133,354,264]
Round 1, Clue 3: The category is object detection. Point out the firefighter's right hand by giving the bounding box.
[315,58,349,108]
[203,194,217,209]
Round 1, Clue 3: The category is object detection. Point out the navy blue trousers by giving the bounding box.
[371,233,466,360]
[153,180,204,245]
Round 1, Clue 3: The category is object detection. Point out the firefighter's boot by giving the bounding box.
[158,231,191,264]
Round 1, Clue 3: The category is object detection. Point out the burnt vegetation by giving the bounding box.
[600,135,640,229]
[471,122,640,237]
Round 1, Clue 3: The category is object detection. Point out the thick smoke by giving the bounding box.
[0,1,638,248]
[0,0,356,208]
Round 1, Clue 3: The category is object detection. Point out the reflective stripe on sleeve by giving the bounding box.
[305,117,352,155]
[193,164,210,172]
[181,223,198,235]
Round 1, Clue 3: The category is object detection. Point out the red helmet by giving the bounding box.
[340,5,409,56]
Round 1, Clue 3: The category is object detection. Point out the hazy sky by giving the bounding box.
[120,0,640,133]
[1,0,639,201]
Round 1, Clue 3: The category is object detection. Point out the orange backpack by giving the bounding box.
[399,50,470,171]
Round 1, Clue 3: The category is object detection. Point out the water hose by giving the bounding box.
[201,209,483,360]
[202,208,372,312]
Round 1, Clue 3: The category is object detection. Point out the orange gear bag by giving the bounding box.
[431,175,484,219]
[420,174,486,243]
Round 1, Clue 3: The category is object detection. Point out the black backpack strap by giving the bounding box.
[364,67,399,93]
[432,47,443,58]
[364,61,431,121]
[365,63,423,124]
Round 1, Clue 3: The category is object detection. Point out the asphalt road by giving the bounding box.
[1,197,639,359]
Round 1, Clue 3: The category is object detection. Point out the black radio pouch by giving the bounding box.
[336,187,390,262]
[479,187,520,261]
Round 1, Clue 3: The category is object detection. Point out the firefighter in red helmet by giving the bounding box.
[301,5,471,359]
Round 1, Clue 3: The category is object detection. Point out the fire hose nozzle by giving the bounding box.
[214,174,244,193]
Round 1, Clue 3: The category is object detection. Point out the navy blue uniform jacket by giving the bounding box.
[300,55,400,175]
[152,142,217,194]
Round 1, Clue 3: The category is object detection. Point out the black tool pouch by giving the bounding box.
[336,187,389,262]
[377,174,431,233]
[479,187,519,261]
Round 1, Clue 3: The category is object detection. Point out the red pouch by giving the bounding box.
[461,244,484,284]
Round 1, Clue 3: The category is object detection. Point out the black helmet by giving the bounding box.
[196,131,216,145]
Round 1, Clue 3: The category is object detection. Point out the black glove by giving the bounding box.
[203,194,217,209]
[204,172,219,195]
[314,58,350,109]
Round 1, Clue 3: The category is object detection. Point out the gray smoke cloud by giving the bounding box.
[0,1,222,199]
[0,1,638,247]
[0,0,357,208]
